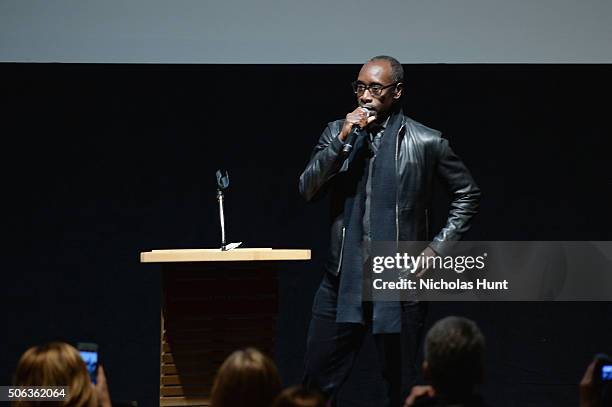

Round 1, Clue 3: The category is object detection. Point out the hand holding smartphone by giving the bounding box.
[594,353,612,382]
[594,353,611,407]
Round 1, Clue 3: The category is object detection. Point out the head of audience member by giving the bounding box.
[423,316,485,400]
[12,341,97,407]
[210,347,281,407]
[272,385,327,407]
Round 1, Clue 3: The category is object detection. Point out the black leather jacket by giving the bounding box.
[299,113,481,276]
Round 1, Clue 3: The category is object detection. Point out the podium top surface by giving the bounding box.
[140,248,311,263]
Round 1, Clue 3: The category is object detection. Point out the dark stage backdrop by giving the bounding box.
[1,64,611,407]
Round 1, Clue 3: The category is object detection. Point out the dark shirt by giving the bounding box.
[362,116,389,260]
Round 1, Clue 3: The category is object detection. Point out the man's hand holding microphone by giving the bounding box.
[338,106,376,154]
[340,106,377,143]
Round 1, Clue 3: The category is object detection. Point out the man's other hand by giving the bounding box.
[415,246,437,278]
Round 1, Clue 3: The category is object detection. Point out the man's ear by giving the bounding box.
[422,360,430,380]
[393,82,403,100]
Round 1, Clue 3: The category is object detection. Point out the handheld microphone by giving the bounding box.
[342,107,376,153]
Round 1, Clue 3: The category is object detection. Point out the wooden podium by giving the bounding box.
[140,248,311,407]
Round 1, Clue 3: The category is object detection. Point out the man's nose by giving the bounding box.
[360,89,373,103]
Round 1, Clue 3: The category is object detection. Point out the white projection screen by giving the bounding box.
[1,0,611,64]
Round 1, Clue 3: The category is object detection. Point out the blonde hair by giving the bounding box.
[12,342,97,407]
[210,347,281,407]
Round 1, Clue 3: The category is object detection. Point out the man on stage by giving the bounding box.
[299,55,481,407]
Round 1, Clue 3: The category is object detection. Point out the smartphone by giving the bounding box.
[77,342,99,384]
[595,353,612,381]
[593,353,612,406]
[602,363,612,381]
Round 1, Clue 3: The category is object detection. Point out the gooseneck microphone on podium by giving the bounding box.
[215,169,242,251]
[215,169,230,251]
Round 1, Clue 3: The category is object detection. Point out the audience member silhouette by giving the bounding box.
[404,316,487,407]
[210,347,281,407]
[12,341,112,407]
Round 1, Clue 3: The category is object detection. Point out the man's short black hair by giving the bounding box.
[368,55,404,83]
[425,316,485,396]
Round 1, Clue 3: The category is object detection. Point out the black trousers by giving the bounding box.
[303,271,428,407]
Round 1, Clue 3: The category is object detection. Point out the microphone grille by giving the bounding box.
[363,107,376,117]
